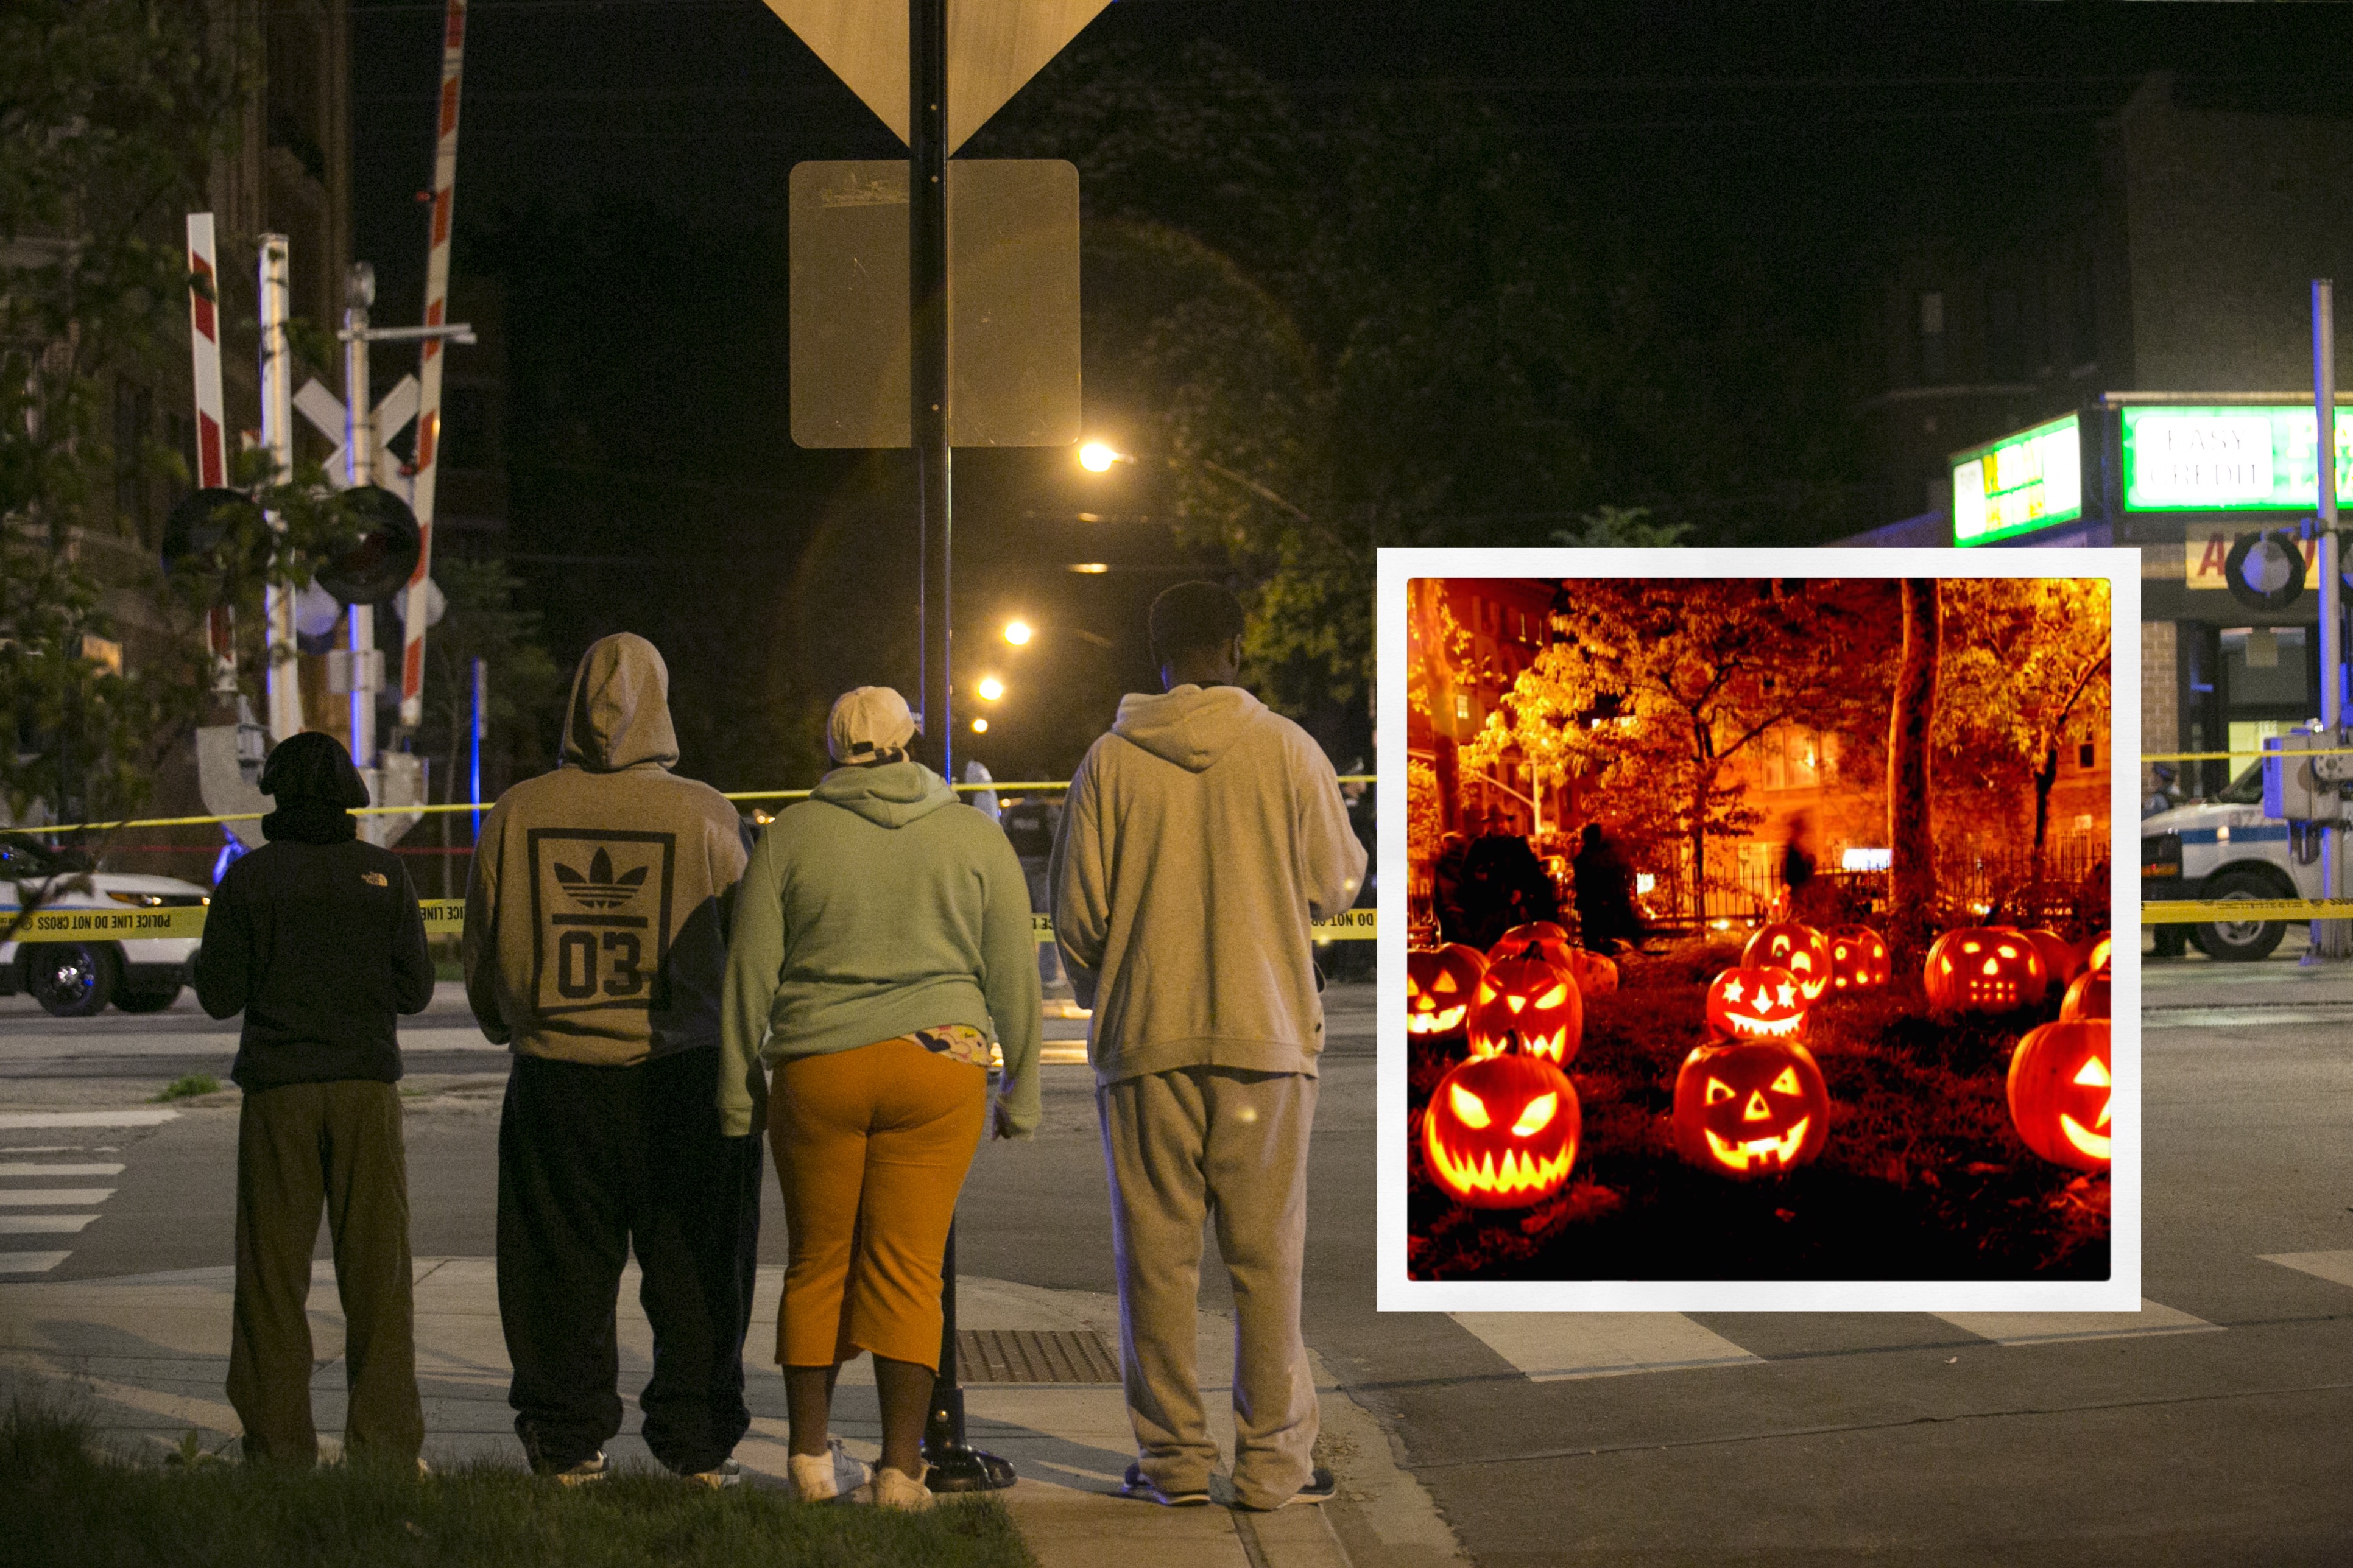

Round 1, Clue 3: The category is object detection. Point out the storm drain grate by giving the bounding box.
[956,1328,1121,1385]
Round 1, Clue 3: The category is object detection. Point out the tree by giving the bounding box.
[1469,580,1897,924]
[1886,580,1940,963]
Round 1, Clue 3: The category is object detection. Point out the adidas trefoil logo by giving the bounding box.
[552,847,647,910]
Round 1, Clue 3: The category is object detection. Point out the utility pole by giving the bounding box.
[2315,279,2345,960]
[258,235,303,744]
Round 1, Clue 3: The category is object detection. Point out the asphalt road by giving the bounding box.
[4,960,2351,1564]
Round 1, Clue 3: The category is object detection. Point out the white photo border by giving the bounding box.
[1375,546,2141,1312]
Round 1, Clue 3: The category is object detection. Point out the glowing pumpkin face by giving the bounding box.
[1924,927,2050,1013]
[1743,922,1831,1000]
[1672,1038,1830,1178]
[2020,929,2081,986]
[1490,921,1575,970]
[1704,964,1807,1041]
[1406,944,1487,1042]
[2059,966,2109,1021]
[1469,953,1582,1064]
[1824,924,1890,993]
[1559,947,1618,997]
[1421,1051,1581,1208]
[2006,1018,2112,1170]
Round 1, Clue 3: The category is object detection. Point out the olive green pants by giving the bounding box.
[228,1080,422,1466]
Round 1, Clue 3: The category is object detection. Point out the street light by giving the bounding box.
[976,675,1005,701]
[1003,618,1032,647]
[1078,440,1129,473]
[971,718,988,734]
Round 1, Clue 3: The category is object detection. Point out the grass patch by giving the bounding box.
[0,1399,1035,1568]
[152,1073,223,1103]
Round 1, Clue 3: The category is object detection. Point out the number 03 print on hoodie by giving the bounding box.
[527,829,676,1014]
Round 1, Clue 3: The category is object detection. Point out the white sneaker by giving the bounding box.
[679,1457,742,1489]
[788,1438,871,1502]
[848,1464,933,1511]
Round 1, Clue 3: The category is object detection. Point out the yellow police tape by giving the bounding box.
[4,902,1379,944]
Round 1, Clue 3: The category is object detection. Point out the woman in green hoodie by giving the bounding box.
[719,686,1040,1508]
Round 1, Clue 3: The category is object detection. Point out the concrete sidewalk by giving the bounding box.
[0,1257,1459,1568]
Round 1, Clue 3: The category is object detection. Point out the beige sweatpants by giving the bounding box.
[1096,1066,1318,1509]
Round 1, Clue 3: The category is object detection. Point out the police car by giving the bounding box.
[1,837,209,1016]
[2140,761,2312,962]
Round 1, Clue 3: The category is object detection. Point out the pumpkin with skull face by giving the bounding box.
[1469,951,1583,1064]
[2006,1018,2112,1170]
[1743,921,1832,1000]
[1924,927,2050,1013]
[1673,1037,1830,1178]
[1705,964,1808,1041]
[1491,921,1576,970]
[1824,924,1891,993]
[1406,944,1487,1044]
[2059,966,2110,1022]
[1421,1050,1581,1207]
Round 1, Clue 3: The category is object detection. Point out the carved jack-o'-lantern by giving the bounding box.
[1469,952,1583,1064]
[1421,1051,1581,1208]
[1491,921,1575,971]
[1824,924,1890,993]
[1704,965,1808,1041]
[1406,944,1487,1042]
[1743,921,1832,1000]
[1558,947,1619,997]
[2020,929,2081,986]
[2006,1018,2112,1170]
[2082,933,2113,976]
[1924,927,2050,1013]
[1672,1037,1830,1178]
[2059,966,2110,1022]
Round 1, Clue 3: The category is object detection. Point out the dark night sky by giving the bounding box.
[341,1,2349,786]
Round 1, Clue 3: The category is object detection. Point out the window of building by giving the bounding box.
[1455,692,1470,721]
[1917,291,1946,384]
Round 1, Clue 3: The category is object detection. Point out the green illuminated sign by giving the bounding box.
[2122,406,2352,512]
[1951,415,2081,546]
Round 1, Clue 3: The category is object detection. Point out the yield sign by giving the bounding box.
[761,0,1110,153]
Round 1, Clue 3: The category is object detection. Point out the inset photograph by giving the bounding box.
[1378,554,2140,1310]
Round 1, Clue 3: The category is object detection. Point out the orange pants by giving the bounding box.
[769,1036,986,1370]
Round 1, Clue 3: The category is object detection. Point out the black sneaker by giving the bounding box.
[1120,1461,1211,1506]
[1238,1466,1337,1510]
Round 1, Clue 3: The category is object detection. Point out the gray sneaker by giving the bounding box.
[788,1438,871,1502]
[1120,1462,1211,1506]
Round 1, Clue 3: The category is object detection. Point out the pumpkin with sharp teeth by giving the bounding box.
[1420,1050,1581,1208]
[1406,944,1487,1045]
[2006,1018,2112,1170]
[1823,924,1890,993]
[1704,964,1808,1041]
[1468,951,1583,1064]
[1743,921,1832,1000]
[1672,1037,1830,1178]
[1924,927,2050,1013]
[2059,966,2110,1022]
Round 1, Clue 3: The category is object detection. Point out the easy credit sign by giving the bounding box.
[2123,406,2352,512]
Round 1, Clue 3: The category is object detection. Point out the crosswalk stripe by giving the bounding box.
[1930,1301,2220,1345]
[2257,1250,2353,1290]
[0,1189,113,1206]
[1450,1312,1763,1381]
[0,1251,71,1274]
[0,1110,178,1129]
[0,1215,98,1234]
[0,1163,123,1177]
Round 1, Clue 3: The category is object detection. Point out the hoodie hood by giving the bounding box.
[560,633,679,773]
[1112,684,1265,773]
[810,758,958,828]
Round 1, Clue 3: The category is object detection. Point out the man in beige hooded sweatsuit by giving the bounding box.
[463,633,760,1484]
[1050,582,1366,1511]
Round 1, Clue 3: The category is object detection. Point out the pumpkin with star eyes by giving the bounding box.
[2059,966,2110,1022]
[1490,921,1576,970]
[1823,924,1890,993]
[2006,1018,2112,1170]
[1924,927,2050,1013]
[1704,964,1808,1041]
[1468,951,1582,1064]
[1406,944,1487,1045]
[1672,1037,1830,1178]
[1743,921,1832,1000]
[1420,1050,1581,1208]
[2019,929,2081,986]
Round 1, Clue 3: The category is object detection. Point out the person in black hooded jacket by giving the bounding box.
[194,731,433,1468]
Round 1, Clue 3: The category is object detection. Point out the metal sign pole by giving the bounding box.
[2317,279,2344,960]
[344,264,378,768]
[258,234,304,744]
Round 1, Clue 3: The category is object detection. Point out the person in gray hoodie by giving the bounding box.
[1049,581,1366,1511]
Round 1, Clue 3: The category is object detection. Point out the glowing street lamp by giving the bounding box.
[1078,440,1129,473]
[1003,618,1032,647]
[976,675,1006,701]
[971,718,989,734]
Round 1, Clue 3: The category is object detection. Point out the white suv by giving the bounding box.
[1,837,210,1016]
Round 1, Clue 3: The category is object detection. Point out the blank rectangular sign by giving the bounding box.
[790,158,1080,449]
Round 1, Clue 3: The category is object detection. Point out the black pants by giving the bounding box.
[497,1047,763,1475]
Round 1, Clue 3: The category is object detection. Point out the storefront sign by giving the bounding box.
[1952,415,2081,546]
[2185,524,2316,589]
[2123,406,2352,512]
